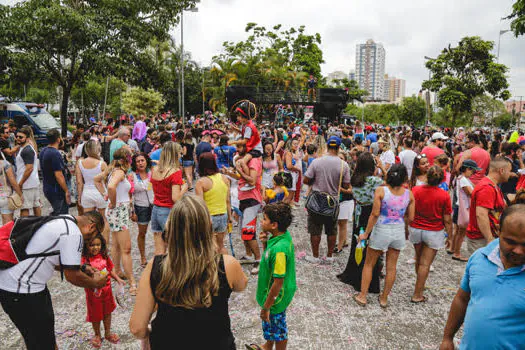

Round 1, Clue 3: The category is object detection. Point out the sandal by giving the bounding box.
[90,335,102,348]
[117,272,128,280]
[333,247,343,254]
[105,333,120,344]
[446,250,454,255]
[378,295,388,309]
[410,296,427,304]
[129,284,138,296]
[353,294,367,307]
[140,261,148,269]
[245,344,263,350]
[452,256,468,262]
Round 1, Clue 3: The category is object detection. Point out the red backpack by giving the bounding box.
[0,216,77,269]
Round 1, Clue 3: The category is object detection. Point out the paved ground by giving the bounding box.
[0,196,467,349]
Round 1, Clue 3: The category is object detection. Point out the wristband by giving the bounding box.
[80,263,89,273]
[262,307,270,312]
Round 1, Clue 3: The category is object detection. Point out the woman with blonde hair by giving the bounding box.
[94,147,136,295]
[129,195,248,349]
[150,141,188,255]
[76,140,109,241]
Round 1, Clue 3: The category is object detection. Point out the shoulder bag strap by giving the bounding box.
[338,159,344,198]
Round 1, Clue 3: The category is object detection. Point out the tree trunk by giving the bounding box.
[60,85,71,138]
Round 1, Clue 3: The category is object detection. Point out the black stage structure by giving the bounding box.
[226,86,350,124]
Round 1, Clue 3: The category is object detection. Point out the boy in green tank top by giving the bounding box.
[246,202,296,350]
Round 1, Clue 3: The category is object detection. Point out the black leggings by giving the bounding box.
[0,288,56,350]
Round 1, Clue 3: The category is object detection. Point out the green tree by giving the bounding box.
[398,96,427,125]
[508,0,525,36]
[492,113,514,130]
[121,87,166,116]
[330,78,367,102]
[423,36,511,127]
[1,0,195,136]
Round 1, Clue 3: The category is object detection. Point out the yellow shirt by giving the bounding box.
[203,173,228,215]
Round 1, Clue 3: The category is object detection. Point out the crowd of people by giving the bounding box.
[0,100,524,349]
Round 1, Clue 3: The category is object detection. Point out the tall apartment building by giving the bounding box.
[355,39,386,100]
[326,70,348,86]
[348,70,356,82]
[384,75,406,103]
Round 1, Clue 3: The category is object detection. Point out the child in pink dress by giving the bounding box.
[82,233,125,348]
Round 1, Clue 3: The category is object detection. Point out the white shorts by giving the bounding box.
[369,223,406,251]
[409,227,445,250]
[338,200,355,221]
[21,187,41,209]
[0,196,13,214]
[81,187,108,209]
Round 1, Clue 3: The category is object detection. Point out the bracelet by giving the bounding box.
[262,307,270,312]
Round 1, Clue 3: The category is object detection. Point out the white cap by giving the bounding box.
[432,132,448,141]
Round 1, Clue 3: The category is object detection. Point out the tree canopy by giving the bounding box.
[422,36,510,126]
[1,0,196,135]
[509,0,525,36]
[121,87,166,116]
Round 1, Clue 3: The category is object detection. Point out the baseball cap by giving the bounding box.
[327,136,341,147]
[462,159,481,171]
[432,132,448,141]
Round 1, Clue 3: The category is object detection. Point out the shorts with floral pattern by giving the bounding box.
[262,311,288,342]
[106,202,131,232]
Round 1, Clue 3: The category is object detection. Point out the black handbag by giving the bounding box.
[305,160,344,218]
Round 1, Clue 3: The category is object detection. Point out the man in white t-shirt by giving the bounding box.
[399,138,418,178]
[0,211,106,350]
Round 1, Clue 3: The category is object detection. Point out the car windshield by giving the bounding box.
[29,110,61,130]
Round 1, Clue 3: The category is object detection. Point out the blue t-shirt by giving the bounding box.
[366,133,378,143]
[39,147,66,192]
[195,142,212,161]
[459,239,525,350]
[214,145,236,169]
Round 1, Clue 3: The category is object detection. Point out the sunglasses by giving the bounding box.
[16,135,25,139]
[416,153,427,159]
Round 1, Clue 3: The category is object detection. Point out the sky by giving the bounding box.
[2,0,525,100]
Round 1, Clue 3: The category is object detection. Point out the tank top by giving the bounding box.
[149,255,235,350]
[283,152,296,172]
[79,159,102,188]
[203,173,228,216]
[377,187,410,225]
[108,171,131,204]
[469,147,490,186]
[263,158,278,174]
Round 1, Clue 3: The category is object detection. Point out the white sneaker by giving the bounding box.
[304,256,321,264]
[239,184,255,191]
[430,264,435,272]
[406,258,416,264]
[324,257,335,264]
[238,256,255,264]
[251,262,260,275]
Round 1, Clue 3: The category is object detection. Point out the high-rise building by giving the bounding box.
[355,39,386,100]
[384,75,406,103]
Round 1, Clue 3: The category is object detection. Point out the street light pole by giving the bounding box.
[180,4,199,126]
[423,56,435,126]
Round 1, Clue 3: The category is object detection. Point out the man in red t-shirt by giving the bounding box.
[421,132,446,165]
[466,157,511,256]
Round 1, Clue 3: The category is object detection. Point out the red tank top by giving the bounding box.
[469,147,490,186]
[242,121,261,152]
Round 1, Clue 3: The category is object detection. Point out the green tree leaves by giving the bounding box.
[509,0,525,36]
[121,87,166,116]
[423,36,510,126]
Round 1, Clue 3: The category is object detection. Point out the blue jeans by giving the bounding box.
[150,205,171,232]
[43,188,69,216]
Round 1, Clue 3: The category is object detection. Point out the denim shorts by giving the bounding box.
[409,227,446,250]
[134,205,152,225]
[211,213,228,233]
[368,223,406,251]
[182,160,194,168]
[151,205,172,232]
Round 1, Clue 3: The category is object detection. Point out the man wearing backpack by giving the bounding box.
[0,211,107,350]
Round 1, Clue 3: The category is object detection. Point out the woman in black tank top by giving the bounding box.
[129,195,248,349]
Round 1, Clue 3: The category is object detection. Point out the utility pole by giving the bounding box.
[102,76,109,121]
[515,96,524,130]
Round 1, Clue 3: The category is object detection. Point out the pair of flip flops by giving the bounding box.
[245,344,263,350]
[90,334,120,348]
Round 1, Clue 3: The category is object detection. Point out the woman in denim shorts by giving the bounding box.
[354,164,415,308]
[409,166,453,303]
[195,152,231,254]
[130,153,154,267]
[150,142,188,255]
